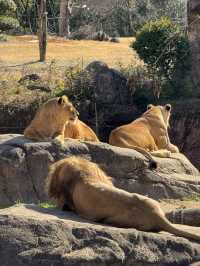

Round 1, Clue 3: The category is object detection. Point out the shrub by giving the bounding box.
[132,17,192,98]
[0,15,20,32]
[55,64,94,105]
[91,31,110,41]
[0,0,16,15]
[70,25,95,40]
[118,62,155,108]
[0,34,8,42]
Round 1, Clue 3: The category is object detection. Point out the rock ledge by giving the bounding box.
[0,204,200,266]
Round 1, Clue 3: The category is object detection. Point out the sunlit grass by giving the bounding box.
[38,202,56,209]
[183,195,200,202]
[0,35,140,68]
[0,36,143,104]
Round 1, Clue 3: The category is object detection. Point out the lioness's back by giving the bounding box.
[64,119,99,142]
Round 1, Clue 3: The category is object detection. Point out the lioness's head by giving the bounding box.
[147,104,171,127]
[57,96,79,122]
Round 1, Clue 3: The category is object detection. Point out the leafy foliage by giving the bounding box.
[0,0,16,15]
[132,17,192,98]
[0,0,19,32]
[38,202,56,209]
[118,62,155,108]
[8,0,187,37]
[0,33,8,42]
[14,0,37,33]
[0,15,20,32]
[55,64,94,104]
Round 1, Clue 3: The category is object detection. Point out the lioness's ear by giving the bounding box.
[147,104,153,110]
[62,95,69,102]
[58,97,64,105]
[58,96,69,105]
[165,104,171,111]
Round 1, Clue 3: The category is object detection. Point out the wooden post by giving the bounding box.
[38,0,47,62]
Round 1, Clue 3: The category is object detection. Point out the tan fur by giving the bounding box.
[109,104,179,158]
[46,157,200,241]
[64,119,99,142]
[24,96,78,144]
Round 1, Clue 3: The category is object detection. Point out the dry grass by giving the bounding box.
[0,35,143,104]
[161,199,200,213]
[0,35,141,68]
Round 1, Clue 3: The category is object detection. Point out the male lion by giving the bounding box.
[46,156,200,241]
[24,96,78,144]
[64,119,99,142]
[109,104,179,160]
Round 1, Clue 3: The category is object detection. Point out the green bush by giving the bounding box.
[0,0,16,15]
[0,34,8,42]
[0,15,20,32]
[54,64,94,104]
[131,17,192,98]
[118,62,156,108]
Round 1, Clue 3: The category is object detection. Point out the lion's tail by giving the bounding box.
[159,217,200,242]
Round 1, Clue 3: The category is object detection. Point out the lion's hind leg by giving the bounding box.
[102,215,127,227]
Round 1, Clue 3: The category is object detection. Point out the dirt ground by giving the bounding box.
[0,36,140,68]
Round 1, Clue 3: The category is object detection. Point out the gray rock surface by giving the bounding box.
[0,134,200,207]
[86,61,130,105]
[167,208,200,227]
[0,204,200,266]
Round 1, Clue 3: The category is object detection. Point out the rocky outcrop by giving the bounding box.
[0,134,200,207]
[188,0,200,93]
[167,208,200,227]
[85,61,130,105]
[0,204,200,266]
[2,61,200,172]
[170,100,200,170]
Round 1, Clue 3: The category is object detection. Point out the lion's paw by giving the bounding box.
[52,137,65,148]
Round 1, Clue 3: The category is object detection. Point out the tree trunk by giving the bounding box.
[188,0,200,93]
[38,0,47,62]
[59,0,72,38]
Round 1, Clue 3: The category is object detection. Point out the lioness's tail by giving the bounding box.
[128,145,157,170]
[109,134,157,169]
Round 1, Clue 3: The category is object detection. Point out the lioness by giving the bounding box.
[109,104,179,159]
[46,156,200,241]
[24,96,78,144]
[64,119,99,142]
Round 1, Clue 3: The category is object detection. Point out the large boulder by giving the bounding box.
[0,204,200,266]
[0,134,200,207]
[86,61,130,105]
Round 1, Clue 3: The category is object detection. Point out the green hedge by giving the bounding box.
[131,17,192,99]
[0,0,16,15]
[0,15,20,32]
